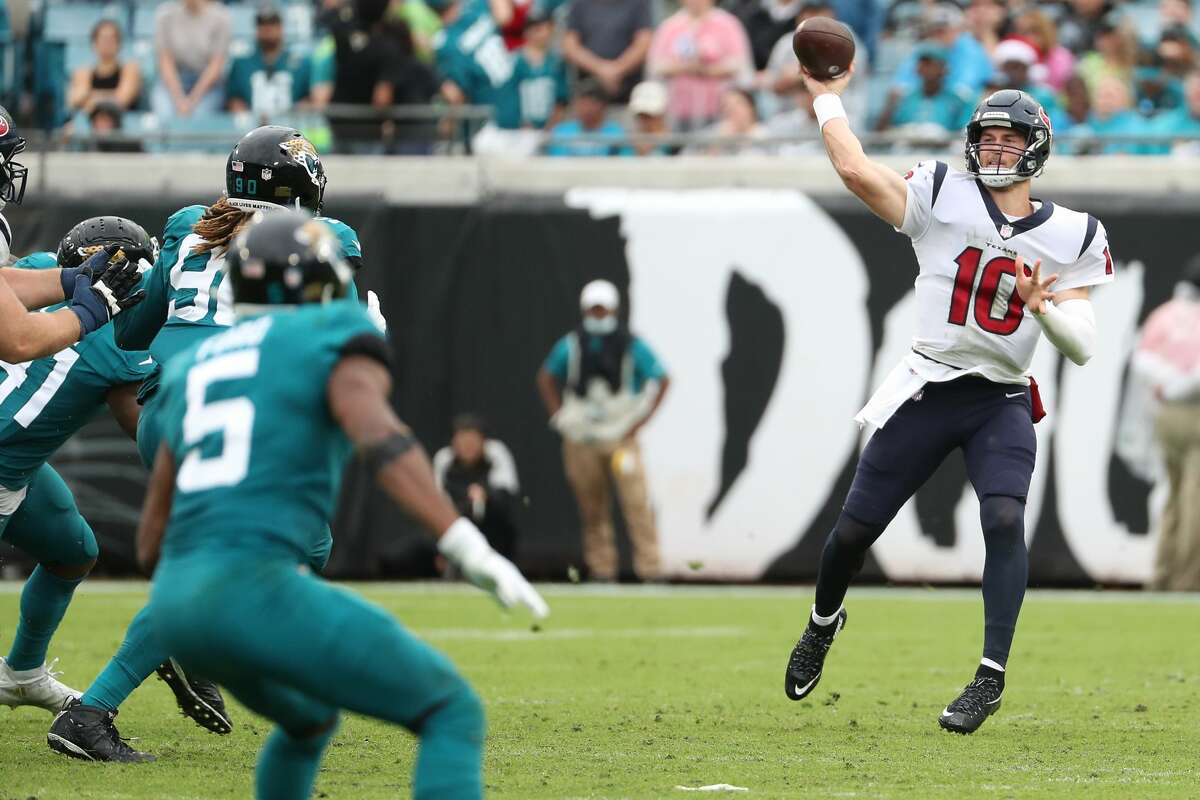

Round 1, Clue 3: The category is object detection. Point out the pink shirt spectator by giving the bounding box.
[647,3,752,130]
[1139,296,1200,375]
[1038,44,1076,93]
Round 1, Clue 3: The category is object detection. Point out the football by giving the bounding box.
[792,17,856,80]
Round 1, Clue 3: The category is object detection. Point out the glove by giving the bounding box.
[439,518,549,620]
[366,290,387,333]
[60,244,155,298]
[68,245,148,338]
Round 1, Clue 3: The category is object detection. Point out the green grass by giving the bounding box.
[1,583,1198,799]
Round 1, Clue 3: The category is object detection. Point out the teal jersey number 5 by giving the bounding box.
[157,302,384,560]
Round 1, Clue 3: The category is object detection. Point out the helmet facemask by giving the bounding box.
[0,140,28,206]
[965,120,1050,188]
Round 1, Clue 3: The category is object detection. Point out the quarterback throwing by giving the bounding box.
[783,67,1114,735]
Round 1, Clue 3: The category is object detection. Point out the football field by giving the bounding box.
[1,582,1197,799]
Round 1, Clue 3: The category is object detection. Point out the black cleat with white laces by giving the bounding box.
[156,658,232,735]
[938,667,1004,734]
[784,608,847,701]
[47,698,156,763]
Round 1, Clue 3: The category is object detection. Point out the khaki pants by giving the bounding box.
[1151,403,1200,591]
[562,438,660,580]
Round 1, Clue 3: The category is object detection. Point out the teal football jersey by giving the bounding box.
[113,205,362,399]
[157,301,384,560]
[0,252,154,489]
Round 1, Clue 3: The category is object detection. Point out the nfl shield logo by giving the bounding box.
[1000,224,1013,239]
[261,168,272,181]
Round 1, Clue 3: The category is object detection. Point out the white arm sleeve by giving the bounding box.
[1035,298,1096,366]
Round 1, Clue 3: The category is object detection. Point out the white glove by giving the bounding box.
[439,518,549,620]
[366,290,387,333]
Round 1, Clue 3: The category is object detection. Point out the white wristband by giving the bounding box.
[812,93,848,131]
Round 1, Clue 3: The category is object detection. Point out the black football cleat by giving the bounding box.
[938,672,1003,734]
[784,608,847,701]
[156,658,232,735]
[47,698,155,763]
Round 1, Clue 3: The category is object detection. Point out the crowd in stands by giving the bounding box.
[9,0,1200,154]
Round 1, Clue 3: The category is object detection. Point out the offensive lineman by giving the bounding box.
[138,211,546,798]
[0,106,146,361]
[49,125,373,761]
[782,69,1114,735]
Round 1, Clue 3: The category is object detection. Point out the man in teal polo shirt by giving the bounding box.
[535,279,670,582]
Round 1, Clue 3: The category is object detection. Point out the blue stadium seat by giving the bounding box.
[46,2,131,42]
[132,0,159,40]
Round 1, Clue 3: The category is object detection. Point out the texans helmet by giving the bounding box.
[965,89,1052,188]
[0,105,28,206]
[225,126,327,214]
[57,216,159,269]
[226,210,352,309]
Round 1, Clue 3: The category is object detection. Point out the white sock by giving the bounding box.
[980,658,1005,673]
[811,605,842,627]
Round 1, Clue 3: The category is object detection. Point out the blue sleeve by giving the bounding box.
[226,56,253,105]
[631,337,666,383]
[542,336,570,381]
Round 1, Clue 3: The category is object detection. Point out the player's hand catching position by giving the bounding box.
[1014,256,1059,315]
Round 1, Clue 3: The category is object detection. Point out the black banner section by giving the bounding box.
[1,191,1191,585]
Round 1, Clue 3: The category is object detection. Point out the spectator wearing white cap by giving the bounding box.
[989,38,1065,131]
[628,81,676,155]
[536,279,670,582]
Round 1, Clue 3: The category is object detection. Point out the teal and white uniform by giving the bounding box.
[77,206,363,714]
[0,252,153,555]
[0,252,152,673]
[113,204,361,479]
[146,304,483,799]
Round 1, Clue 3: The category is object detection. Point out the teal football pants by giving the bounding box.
[149,550,484,799]
[0,464,97,671]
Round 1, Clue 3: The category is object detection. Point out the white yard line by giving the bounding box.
[0,580,1197,604]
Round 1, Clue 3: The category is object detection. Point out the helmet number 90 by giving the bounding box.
[234,177,258,196]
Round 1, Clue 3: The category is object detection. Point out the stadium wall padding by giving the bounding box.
[5,190,1193,585]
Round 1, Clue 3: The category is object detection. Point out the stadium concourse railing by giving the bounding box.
[25,102,1200,160]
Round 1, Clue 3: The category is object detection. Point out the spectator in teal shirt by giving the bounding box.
[506,7,569,130]
[226,4,312,117]
[876,45,973,137]
[1074,75,1153,155]
[891,3,993,96]
[546,79,629,156]
[432,0,518,126]
[1149,71,1200,154]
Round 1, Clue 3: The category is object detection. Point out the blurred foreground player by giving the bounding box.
[137,211,547,798]
[783,66,1115,734]
[50,126,379,760]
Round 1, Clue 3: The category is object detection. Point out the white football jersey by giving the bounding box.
[896,160,1114,385]
[0,211,11,263]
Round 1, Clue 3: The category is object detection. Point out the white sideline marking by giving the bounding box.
[0,581,1197,604]
[416,625,746,642]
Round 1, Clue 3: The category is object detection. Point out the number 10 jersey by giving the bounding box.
[896,160,1114,385]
